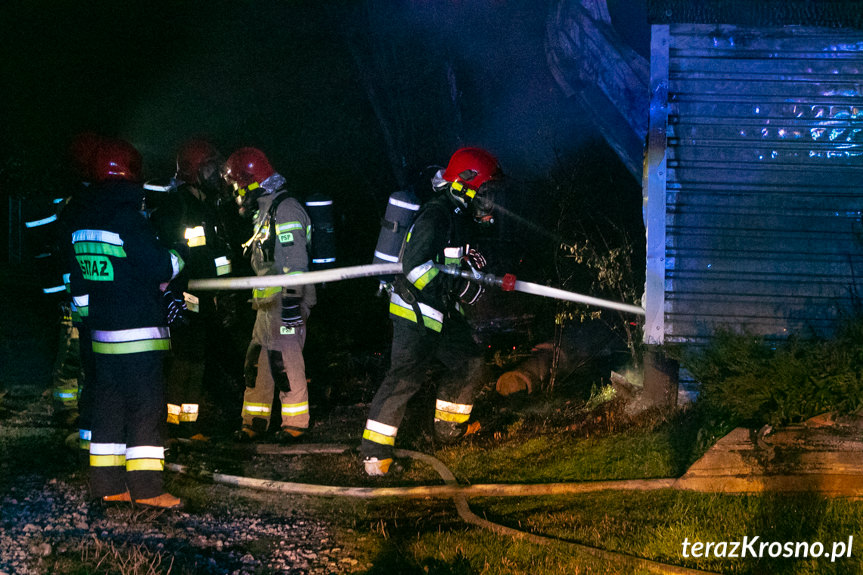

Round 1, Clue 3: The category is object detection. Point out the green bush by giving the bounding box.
[681,320,863,427]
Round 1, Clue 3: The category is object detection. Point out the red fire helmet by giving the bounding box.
[93,138,142,183]
[175,138,220,185]
[222,147,274,189]
[441,147,502,192]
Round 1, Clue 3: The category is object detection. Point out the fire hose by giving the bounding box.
[167,443,714,575]
[188,262,644,316]
[182,266,666,567]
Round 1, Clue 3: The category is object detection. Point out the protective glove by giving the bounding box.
[457,248,486,305]
[462,248,487,272]
[281,295,304,328]
[163,289,188,326]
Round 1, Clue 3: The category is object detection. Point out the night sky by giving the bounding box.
[1,0,648,268]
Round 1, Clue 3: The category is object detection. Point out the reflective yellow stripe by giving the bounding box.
[243,402,271,417]
[215,256,232,276]
[363,429,396,446]
[126,459,164,472]
[281,402,309,415]
[184,226,206,247]
[407,261,439,290]
[166,403,181,425]
[276,221,303,233]
[253,286,282,300]
[388,301,443,332]
[90,454,125,467]
[92,339,171,355]
[434,409,471,423]
[389,301,418,323]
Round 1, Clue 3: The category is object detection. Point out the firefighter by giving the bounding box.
[222,147,316,442]
[69,138,184,508]
[58,131,103,461]
[360,147,501,476]
[23,182,78,420]
[150,138,232,440]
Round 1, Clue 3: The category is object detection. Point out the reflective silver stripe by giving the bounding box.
[312,257,336,264]
[91,327,170,343]
[406,261,434,284]
[305,200,333,207]
[90,442,126,455]
[126,446,164,459]
[214,256,232,276]
[25,214,58,228]
[79,429,92,441]
[374,250,400,263]
[53,197,66,204]
[72,229,123,246]
[390,293,444,323]
[435,399,473,415]
[43,284,66,294]
[63,273,71,284]
[443,247,464,259]
[144,182,173,192]
[389,196,420,211]
[365,419,398,438]
[73,295,89,307]
[184,226,206,247]
[170,252,181,279]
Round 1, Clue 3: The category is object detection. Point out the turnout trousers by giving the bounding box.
[89,349,167,500]
[76,325,95,462]
[51,309,81,413]
[240,304,310,434]
[361,314,484,461]
[164,313,209,437]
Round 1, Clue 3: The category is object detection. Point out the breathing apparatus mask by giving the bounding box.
[232,181,263,218]
[433,169,497,226]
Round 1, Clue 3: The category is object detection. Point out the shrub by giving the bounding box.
[681,320,863,427]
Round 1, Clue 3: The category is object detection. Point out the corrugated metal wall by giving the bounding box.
[652,24,863,344]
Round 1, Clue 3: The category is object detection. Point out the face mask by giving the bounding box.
[471,184,496,225]
[234,182,262,218]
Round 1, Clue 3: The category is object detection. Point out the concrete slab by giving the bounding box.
[675,415,863,496]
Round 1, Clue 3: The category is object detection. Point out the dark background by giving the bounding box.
[0,0,649,400]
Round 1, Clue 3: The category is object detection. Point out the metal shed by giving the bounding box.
[643,1,863,361]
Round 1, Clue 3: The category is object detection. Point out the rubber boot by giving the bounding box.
[135,493,183,509]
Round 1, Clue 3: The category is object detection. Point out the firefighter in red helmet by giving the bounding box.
[223,147,316,442]
[56,132,104,461]
[361,147,502,476]
[149,138,234,441]
[69,137,184,508]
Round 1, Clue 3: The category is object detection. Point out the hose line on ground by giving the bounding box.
[167,442,715,575]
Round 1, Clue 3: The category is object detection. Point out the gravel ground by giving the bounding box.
[0,396,365,575]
